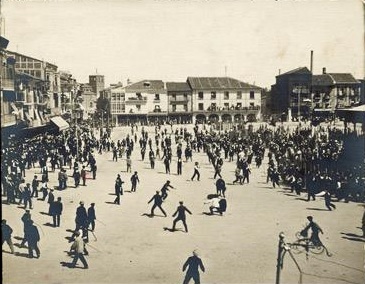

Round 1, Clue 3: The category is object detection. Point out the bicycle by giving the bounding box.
[290,229,332,257]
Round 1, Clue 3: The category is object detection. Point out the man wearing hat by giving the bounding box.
[71,202,88,240]
[23,183,32,209]
[52,197,63,227]
[130,172,140,192]
[302,216,323,246]
[47,188,55,216]
[70,230,89,269]
[172,201,192,233]
[20,209,32,247]
[31,175,39,198]
[87,203,96,231]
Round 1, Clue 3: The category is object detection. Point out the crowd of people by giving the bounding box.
[2,118,364,278]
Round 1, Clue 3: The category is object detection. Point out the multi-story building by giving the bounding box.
[312,69,361,111]
[79,83,97,119]
[166,82,192,124]
[6,50,62,123]
[187,77,262,123]
[89,75,105,98]
[124,80,167,124]
[1,36,21,141]
[271,67,312,120]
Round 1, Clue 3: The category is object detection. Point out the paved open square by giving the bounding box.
[2,124,364,284]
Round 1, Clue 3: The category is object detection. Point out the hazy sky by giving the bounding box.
[1,0,364,88]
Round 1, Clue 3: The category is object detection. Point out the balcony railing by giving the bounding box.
[195,106,260,112]
[125,97,147,105]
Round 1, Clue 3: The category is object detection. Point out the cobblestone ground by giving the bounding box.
[2,123,364,284]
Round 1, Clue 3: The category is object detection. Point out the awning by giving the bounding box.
[50,116,69,131]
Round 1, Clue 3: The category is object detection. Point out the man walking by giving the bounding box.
[172,201,192,233]
[87,203,96,231]
[191,162,200,181]
[52,197,63,227]
[148,191,167,217]
[25,220,40,258]
[114,174,124,205]
[130,172,140,192]
[73,201,88,238]
[81,166,87,186]
[70,231,89,269]
[2,219,15,254]
[182,250,205,284]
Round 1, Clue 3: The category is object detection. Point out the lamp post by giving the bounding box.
[297,87,301,123]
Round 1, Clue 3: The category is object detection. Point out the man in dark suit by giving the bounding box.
[182,250,205,284]
[25,220,40,258]
[172,201,192,233]
[52,197,63,227]
[148,191,167,217]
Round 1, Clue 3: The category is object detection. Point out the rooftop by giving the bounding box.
[187,77,261,90]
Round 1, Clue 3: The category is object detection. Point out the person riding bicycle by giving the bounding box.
[301,216,323,246]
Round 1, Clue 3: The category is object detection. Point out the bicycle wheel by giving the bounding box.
[291,239,306,254]
[309,243,325,254]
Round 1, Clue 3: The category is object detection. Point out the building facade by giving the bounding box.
[1,36,19,138]
[271,67,312,120]
[166,82,192,124]
[187,77,262,123]
[6,50,62,125]
[312,70,361,112]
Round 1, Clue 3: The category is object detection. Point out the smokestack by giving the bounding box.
[322,67,326,74]
[279,69,281,75]
[310,50,313,73]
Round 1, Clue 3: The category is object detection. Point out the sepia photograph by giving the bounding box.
[1,0,364,283]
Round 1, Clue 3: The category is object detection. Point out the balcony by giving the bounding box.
[194,105,260,113]
[170,97,189,104]
[125,96,147,105]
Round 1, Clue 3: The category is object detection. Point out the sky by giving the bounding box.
[1,0,364,89]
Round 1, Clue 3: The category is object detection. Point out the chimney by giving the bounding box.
[322,67,326,74]
[310,50,313,73]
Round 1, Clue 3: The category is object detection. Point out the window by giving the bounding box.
[183,93,188,100]
[34,62,41,69]
[211,92,216,99]
[183,104,188,111]
[250,91,255,99]
[250,102,255,107]
[224,103,229,109]
[236,103,242,109]
[21,63,26,68]
[198,103,204,110]
[171,94,176,100]
[27,63,34,69]
[35,71,41,78]
[237,91,242,99]
[211,103,217,110]
[172,105,176,112]
[224,91,229,100]
[198,92,204,100]
[154,94,160,101]
[136,105,141,111]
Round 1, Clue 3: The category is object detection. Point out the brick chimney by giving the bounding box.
[322,67,326,74]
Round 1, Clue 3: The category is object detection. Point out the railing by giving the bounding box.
[125,97,147,104]
[197,106,261,112]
